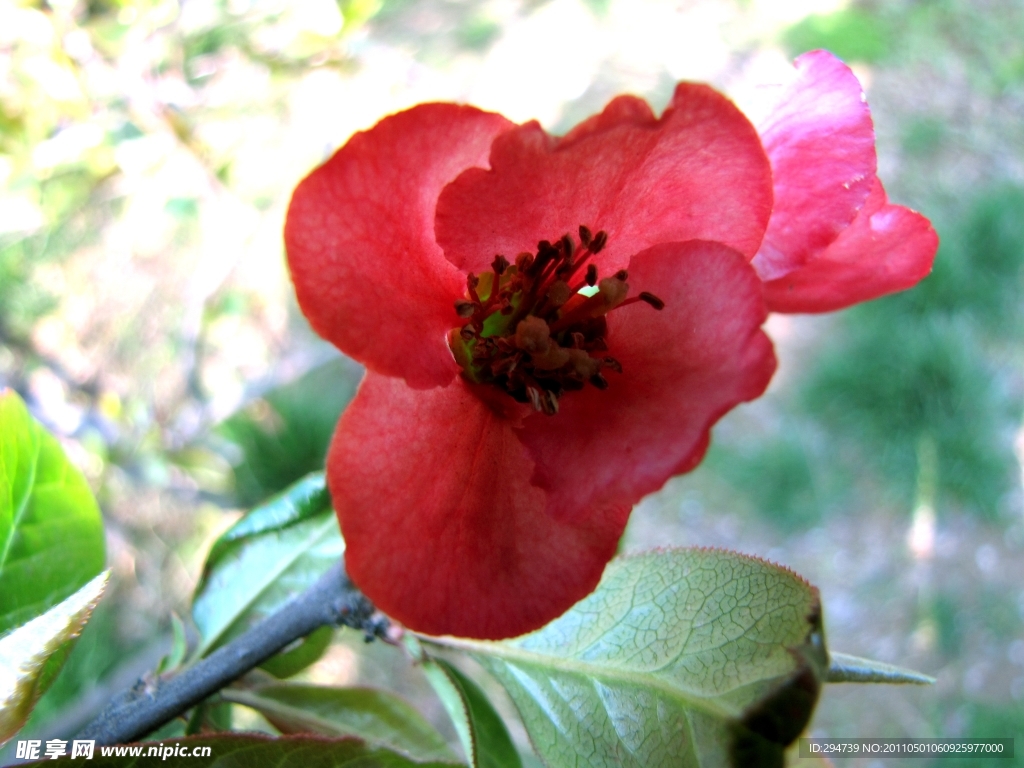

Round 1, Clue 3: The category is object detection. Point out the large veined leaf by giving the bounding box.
[429,548,828,768]
[18,733,461,767]
[0,571,109,745]
[191,473,343,660]
[222,683,456,763]
[419,655,522,768]
[0,389,105,635]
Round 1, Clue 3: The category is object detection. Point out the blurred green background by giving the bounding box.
[1,0,1023,765]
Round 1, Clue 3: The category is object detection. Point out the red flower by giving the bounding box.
[285,50,936,639]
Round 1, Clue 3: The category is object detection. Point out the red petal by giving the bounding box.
[752,50,876,281]
[558,94,657,145]
[329,373,630,639]
[763,179,938,313]
[285,104,514,389]
[436,84,772,278]
[518,240,776,520]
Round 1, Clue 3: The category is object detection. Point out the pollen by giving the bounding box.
[448,227,664,415]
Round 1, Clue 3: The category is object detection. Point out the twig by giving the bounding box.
[77,561,383,745]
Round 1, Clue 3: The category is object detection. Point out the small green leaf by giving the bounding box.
[184,701,232,737]
[157,613,189,675]
[259,625,334,679]
[191,473,343,660]
[223,683,456,762]
[0,570,109,745]
[0,389,105,635]
[19,733,462,767]
[428,548,827,768]
[421,657,521,768]
[825,652,935,684]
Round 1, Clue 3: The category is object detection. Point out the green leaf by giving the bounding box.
[428,548,827,768]
[192,473,343,661]
[19,733,461,767]
[200,472,332,569]
[157,613,189,675]
[0,570,109,745]
[216,359,361,508]
[825,652,935,684]
[419,656,521,768]
[185,701,231,737]
[0,389,106,635]
[259,625,334,679]
[222,683,456,762]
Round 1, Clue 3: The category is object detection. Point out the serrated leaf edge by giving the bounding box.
[422,658,478,767]
[0,570,110,745]
[215,474,329,547]
[194,513,339,657]
[617,546,817,592]
[196,473,330,587]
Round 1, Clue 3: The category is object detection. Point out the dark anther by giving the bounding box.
[516,252,534,271]
[638,292,665,310]
[603,357,623,373]
[614,269,628,281]
[560,233,574,257]
[492,254,510,275]
[467,273,480,291]
[585,264,598,286]
[460,326,475,340]
[591,230,608,253]
[454,299,476,317]
[578,225,592,247]
[590,373,609,390]
[532,241,558,275]
[571,331,585,349]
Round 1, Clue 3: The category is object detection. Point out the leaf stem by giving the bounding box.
[76,561,383,745]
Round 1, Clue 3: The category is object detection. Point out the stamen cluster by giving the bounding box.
[449,226,664,414]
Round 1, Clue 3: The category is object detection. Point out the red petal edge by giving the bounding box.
[436,83,772,278]
[518,240,776,521]
[763,178,938,313]
[329,373,630,639]
[558,94,658,145]
[285,104,514,389]
[753,50,876,281]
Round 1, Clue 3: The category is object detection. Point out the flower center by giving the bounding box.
[448,226,664,415]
